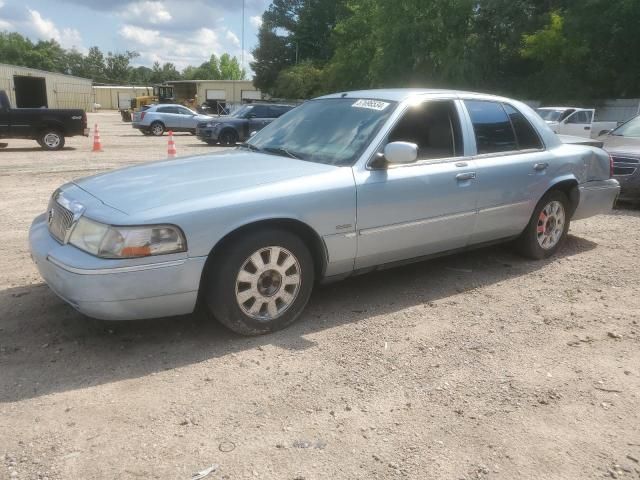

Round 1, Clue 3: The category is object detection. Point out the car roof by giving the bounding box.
[537,106,577,110]
[314,88,513,103]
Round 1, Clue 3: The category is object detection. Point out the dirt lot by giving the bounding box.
[1,111,639,480]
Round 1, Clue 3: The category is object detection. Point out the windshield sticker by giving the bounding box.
[352,99,390,111]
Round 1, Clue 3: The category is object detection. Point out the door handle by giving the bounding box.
[533,162,549,171]
[456,172,476,181]
[584,126,591,130]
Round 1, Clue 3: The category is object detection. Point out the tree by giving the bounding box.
[273,61,324,98]
[103,50,138,83]
[219,53,245,80]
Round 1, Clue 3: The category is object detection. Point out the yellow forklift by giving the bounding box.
[120,84,175,122]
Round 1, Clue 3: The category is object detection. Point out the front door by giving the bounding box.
[559,109,594,138]
[354,100,479,269]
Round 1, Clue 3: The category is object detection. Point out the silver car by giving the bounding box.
[131,104,211,136]
[29,89,619,335]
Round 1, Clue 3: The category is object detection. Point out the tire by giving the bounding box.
[150,121,165,136]
[205,228,315,336]
[219,129,238,146]
[515,190,570,260]
[38,130,65,150]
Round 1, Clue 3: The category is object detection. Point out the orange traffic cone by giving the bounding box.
[167,131,177,158]
[92,123,103,152]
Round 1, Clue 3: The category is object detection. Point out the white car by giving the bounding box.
[131,104,212,136]
[536,107,618,139]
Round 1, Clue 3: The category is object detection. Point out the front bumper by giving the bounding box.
[29,214,207,320]
[196,127,220,142]
[572,179,620,220]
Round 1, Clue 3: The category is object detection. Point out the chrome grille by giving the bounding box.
[611,155,640,165]
[47,196,75,243]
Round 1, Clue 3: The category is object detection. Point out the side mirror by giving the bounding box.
[246,113,256,119]
[249,131,257,137]
[384,141,418,165]
[598,129,612,136]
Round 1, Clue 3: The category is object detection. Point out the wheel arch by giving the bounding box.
[197,217,328,302]
[543,176,580,217]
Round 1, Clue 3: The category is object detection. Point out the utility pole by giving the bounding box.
[241,0,245,73]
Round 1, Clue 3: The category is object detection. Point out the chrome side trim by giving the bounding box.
[47,256,186,275]
[477,200,530,214]
[359,211,476,236]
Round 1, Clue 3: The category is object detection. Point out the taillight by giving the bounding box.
[140,112,146,121]
[609,153,614,178]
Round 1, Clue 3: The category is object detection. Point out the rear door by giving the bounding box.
[155,106,182,130]
[464,100,549,243]
[559,109,593,137]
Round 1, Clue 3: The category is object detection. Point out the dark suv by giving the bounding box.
[196,103,294,146]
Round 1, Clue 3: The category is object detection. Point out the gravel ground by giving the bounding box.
[1,112,639,480]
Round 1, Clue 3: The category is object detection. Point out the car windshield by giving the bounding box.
[245,98,397,166]
[232,105,254,118]
[536,109,563,121]
[610,116,640,137]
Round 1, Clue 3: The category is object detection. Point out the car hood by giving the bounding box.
[73,149,340,215]
[599,135,640,156]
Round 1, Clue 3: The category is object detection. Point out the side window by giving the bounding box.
[157,106,178,114]
[251,105,269,118]
[177,107,193,115]
[387,100,463,160]
[503,104,543,150]
[559,109,574,122]
[567,111,590,124]
[464,100,517,154]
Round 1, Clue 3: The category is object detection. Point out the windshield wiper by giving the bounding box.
[261,146,302,159]
[239,143,262,152]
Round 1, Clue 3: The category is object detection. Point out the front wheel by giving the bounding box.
[515,190,570,260]
[219,129,238,146]
[38,130,65,150]
[205,228,315,336]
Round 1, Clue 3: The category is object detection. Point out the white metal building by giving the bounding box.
[0,63,92,110]
[166,79,261,106]
[92,85,156,110]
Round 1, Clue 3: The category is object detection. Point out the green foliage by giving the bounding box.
[273,62,325,98]
[0,31,245,85]
[253,0,640,101]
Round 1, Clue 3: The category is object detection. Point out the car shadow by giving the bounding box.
[0,147,77,152]
[0,235,597,403]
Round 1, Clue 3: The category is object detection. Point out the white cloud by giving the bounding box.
[120,1,171,25]
[120,24,228,69]
[224,29,240,48]
[249,15,262,28]
[26,9,84,50]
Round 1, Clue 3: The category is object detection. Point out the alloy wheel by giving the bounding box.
[537,200,566,250]
[235,246,302,321]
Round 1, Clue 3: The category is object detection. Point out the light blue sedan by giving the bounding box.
[29,89,619,335]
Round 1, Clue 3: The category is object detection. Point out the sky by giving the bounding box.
[0,0,269,74]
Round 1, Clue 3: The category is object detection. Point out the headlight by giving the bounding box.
[69,218,186,258]
[206,122,220,128]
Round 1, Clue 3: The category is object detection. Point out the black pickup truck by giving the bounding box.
[0,89,88,150]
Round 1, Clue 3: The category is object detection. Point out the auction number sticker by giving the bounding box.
[352,99,390,111]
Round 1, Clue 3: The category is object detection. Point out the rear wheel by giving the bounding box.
[205,228,314,336]
[515,190,570,259]
[38,130,65,150]
[219,129,238,146]
[150,122,165,136]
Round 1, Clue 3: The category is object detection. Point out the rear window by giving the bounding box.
[503,104,543,150]
[464,100,517,154]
